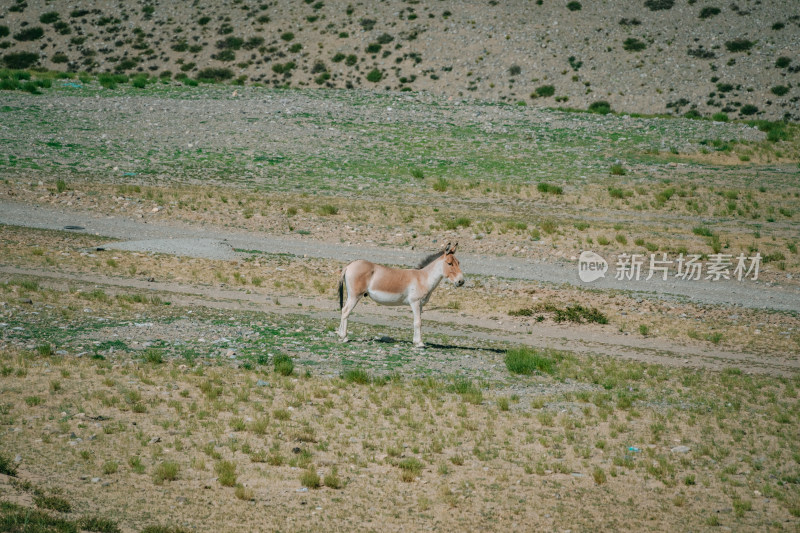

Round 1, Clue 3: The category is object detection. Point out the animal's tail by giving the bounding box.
[338,268,345,309]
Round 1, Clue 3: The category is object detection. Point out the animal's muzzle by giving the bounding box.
[456,279,465,287]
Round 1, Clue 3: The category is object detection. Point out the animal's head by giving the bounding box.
[443,242,465,287]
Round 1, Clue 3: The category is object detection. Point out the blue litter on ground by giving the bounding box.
[61,82,82,88]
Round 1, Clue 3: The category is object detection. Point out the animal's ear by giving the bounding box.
[444,242,452,254]
[448,242,458,254]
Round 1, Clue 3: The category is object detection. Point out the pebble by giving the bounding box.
[671,445,691,453]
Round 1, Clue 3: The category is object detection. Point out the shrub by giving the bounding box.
[196,67,233,81]
[365,43,381,54]
[644,0,674,10]
[771,85,789,96]
[214,49,235,61]
[711,112,729,122]
[692,226,713,237]
[699,6,720,18]
[153,461,179,484]
[300,467,321,488]
[14,27,45,41]
[0,26,8,38]
[0,453,18,476]
[216,36,244,50]
[623,38,647,52]
[40,12,60,24]
[332,53,346,62]
[342,368,371,384]
[433,177,449,191]
[323,466,342,489]
[537,182,563,195]
[273,354,294,375]
[131,75,148,89]
[505,347,556,375]
[280,32,295,42]
[376,33,394,44]
[51,52,68,63]
[366,68,382,82]
[588,100,612,114]
[3,52,39,69]
[725,39,754,52]
[345,54,358,66]
[610,164,626,176]
[410,168,424,179]
[33,495,71,513]
[533,84,555,98]
[739,104,758,116]
[775,57,791,68]
[566,1,582,10]
[215,460,237,487]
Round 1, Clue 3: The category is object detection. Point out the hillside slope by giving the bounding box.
[1,0,798,119]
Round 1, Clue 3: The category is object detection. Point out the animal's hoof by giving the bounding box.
[413,342,425,349]
[339,336,349,343]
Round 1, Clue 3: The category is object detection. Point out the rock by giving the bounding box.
[91,477,101,483]
[13,454,21,464]
[671,445,691,453]
[256,380,269,387]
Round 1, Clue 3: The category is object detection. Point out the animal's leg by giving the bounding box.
[338,294,361,342]
[411,300,424,348]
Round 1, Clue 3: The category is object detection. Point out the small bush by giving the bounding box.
[644,0,674,10]
[215,460,237,487]
[699,6,720,18]
[623,38,647,52]
[196,67,233,81]
[273,354,294,375]
[143,348,163,364]
[80,516,121,533]
[711,112,729,122]
[739,104,758,116]
[566,1,582,10]
[318,204,338,215]
[365,43,381,54]
[153,461,179,484]
[280,32,295,42]
[366,68,382,82]
[537,182,563,195]
[323,466,342,489]
[610,164,626,176]
[33,494,72,513]
[693,226,713,237]
[534,84,555,97]
[509,64,522,76]
[300,466,321,488]
[725,39,754,52]
[505,347,556,375]
[433,177,449,192]
[40,12,60,24]
[0,453,18,476]
[14,27,45,41]
[332,52,346,63]
[588,100,612,114]
[775,57,791,68]
[3,52,39,69]
[771,85,789,96]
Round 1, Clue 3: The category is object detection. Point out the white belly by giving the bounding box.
[367,289,408,306]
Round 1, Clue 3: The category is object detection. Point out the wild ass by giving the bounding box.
[337,243,465,348]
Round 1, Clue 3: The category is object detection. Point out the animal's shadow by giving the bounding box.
[368,335,506,354]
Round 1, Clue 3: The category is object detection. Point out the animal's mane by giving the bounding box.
[416,250,443,269]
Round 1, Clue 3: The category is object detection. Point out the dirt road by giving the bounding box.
[4,199,799,313]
